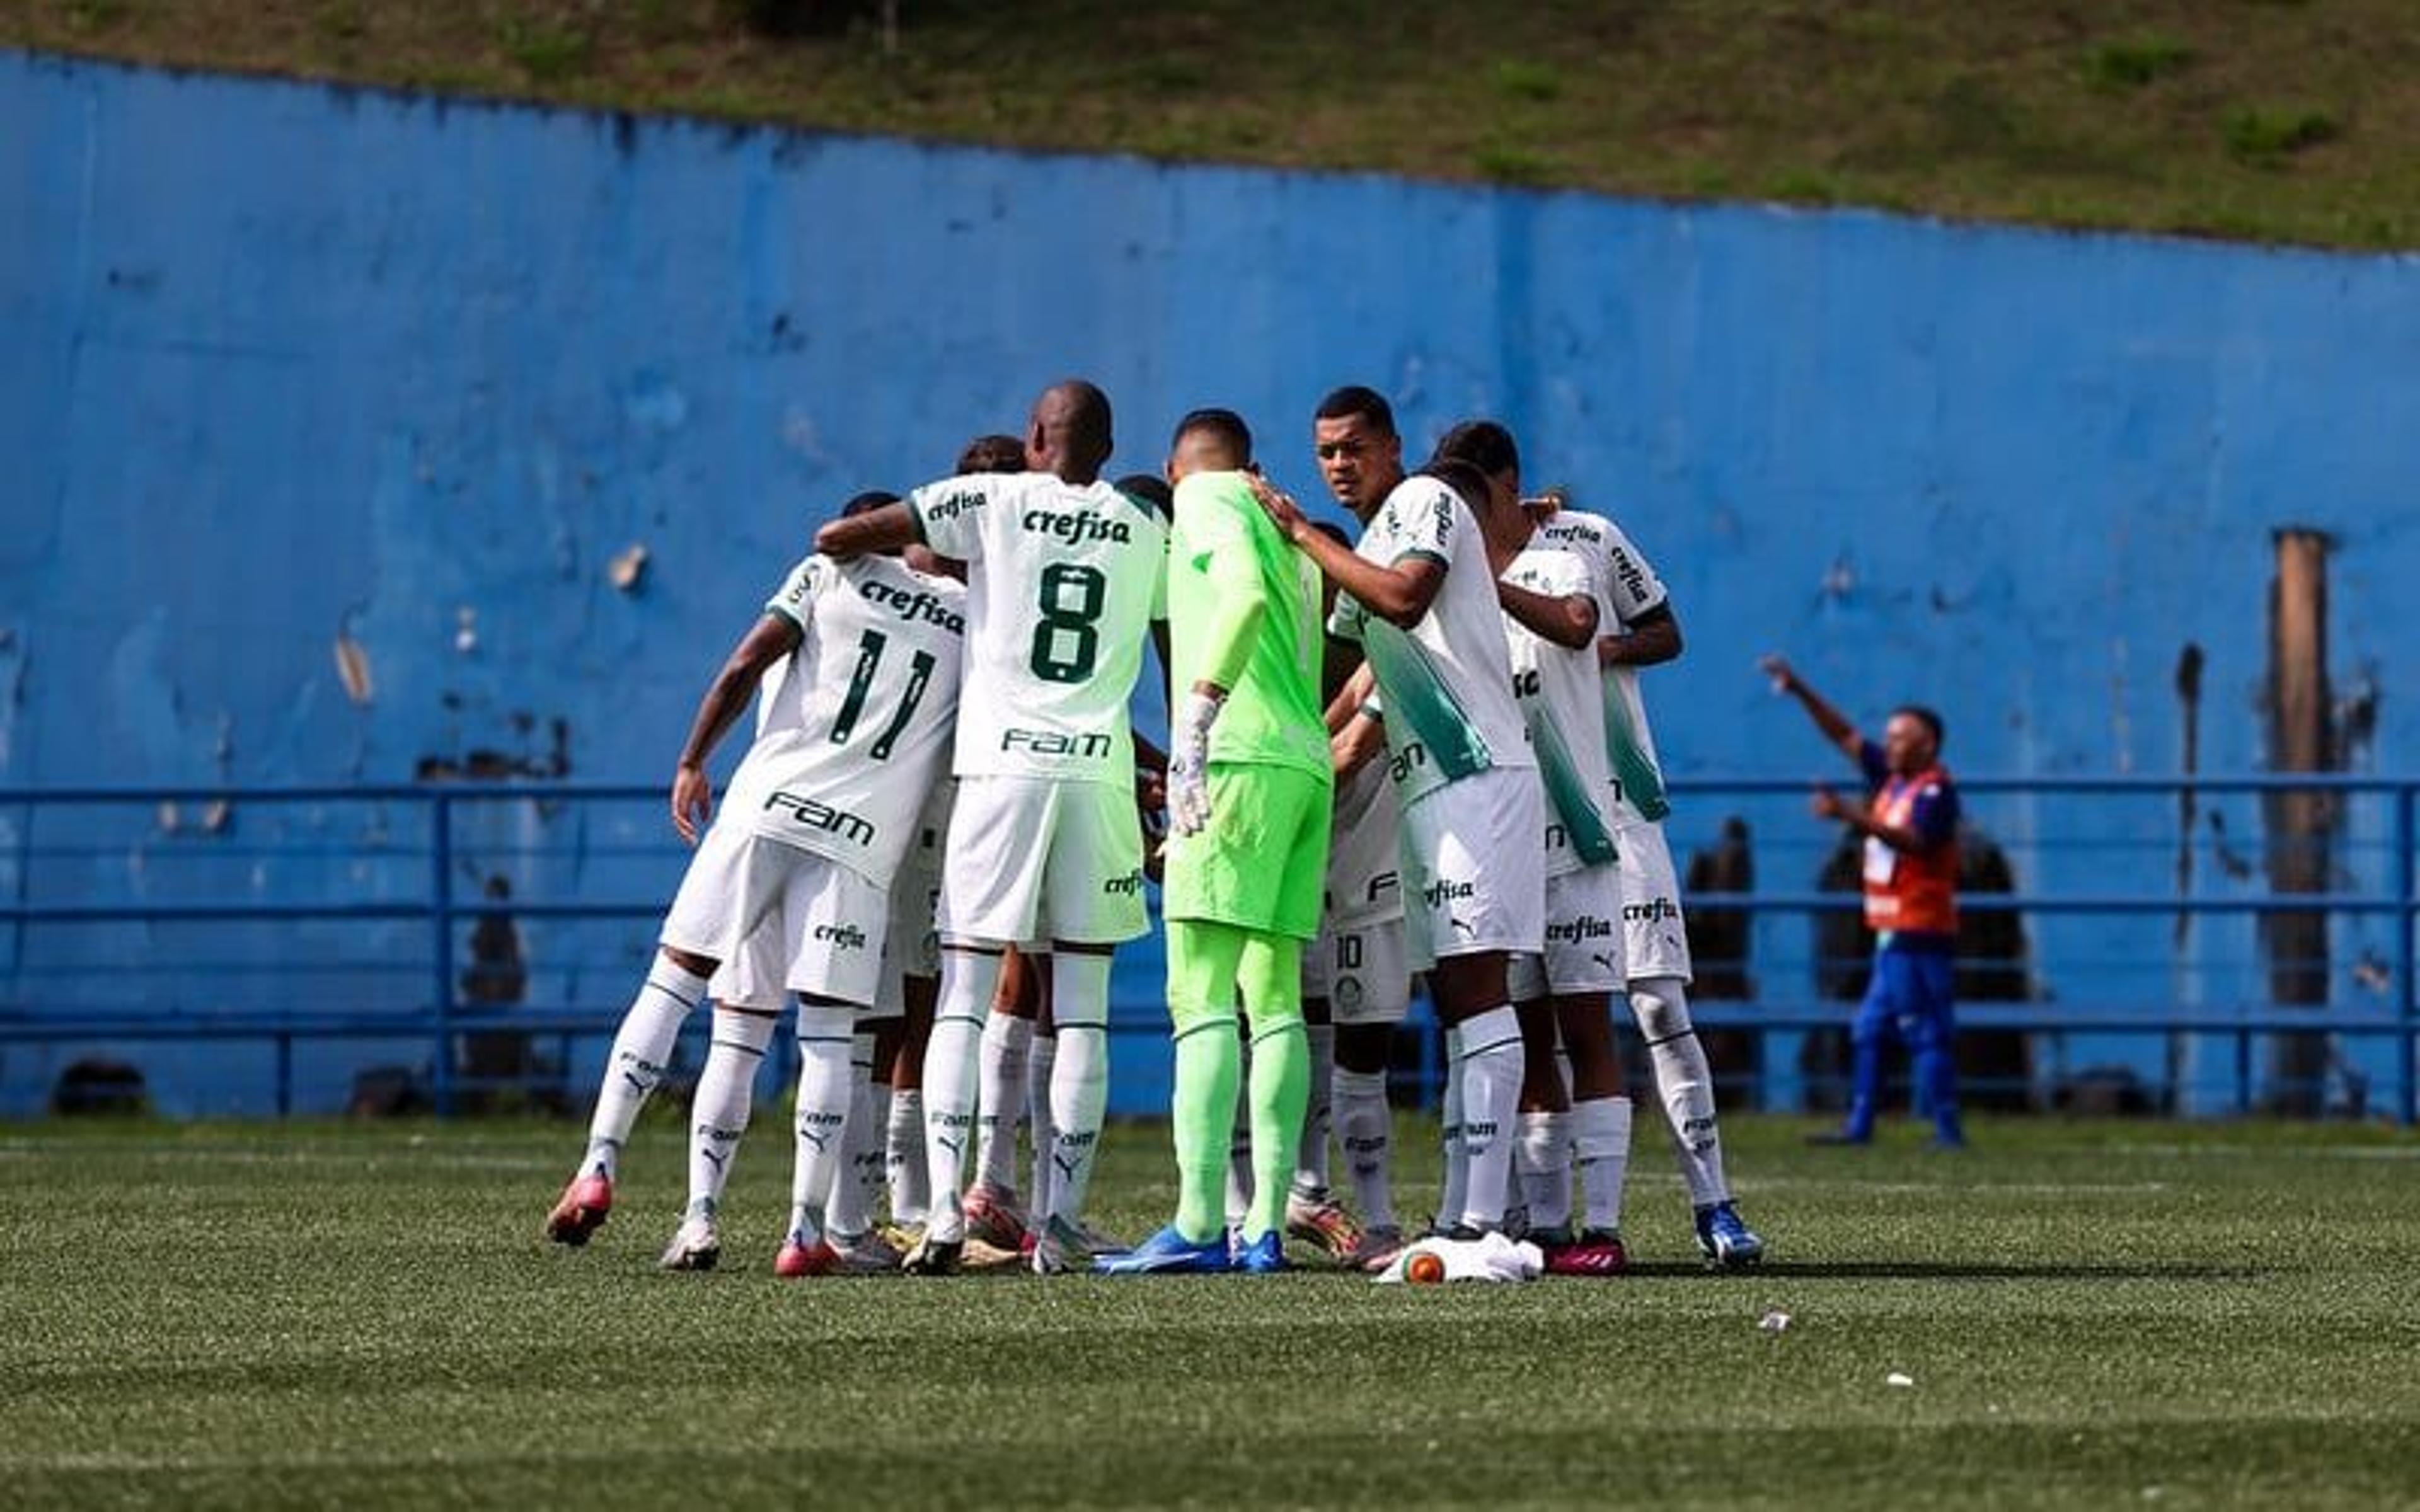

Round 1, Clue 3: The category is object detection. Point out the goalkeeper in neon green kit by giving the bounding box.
[1100,408,1332,1274]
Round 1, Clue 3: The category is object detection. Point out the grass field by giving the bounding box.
[5,1,2417,249]
[5,1115,2419,1508]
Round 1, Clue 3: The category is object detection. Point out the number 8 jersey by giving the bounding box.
[908,472,1169,786]
[723,553,967,887]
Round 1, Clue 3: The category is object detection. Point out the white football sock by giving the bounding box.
[920,949,1002,1244]
[974,1012,1034,1194]
[1516,1109,1574,1234]
[1044,953,1113,1230]
[827,1045,884,1241]
[885,1088,927,1226]
[583,955,707,1178]
[784,1005,855,1246]
[1572,1096,1634,1233]
[686,1008,776,1217]
[1455,1006,1523,1232]
[1437,1026,1467,1232]
[1334,1067,1397,1231]
[1293,1023,1335,1201]
[1027,1030,1060,1220]
[1631,977,1731,1207]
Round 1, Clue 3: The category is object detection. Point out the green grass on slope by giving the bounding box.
[4,1116,2419,1508]
[4,1,2417,249]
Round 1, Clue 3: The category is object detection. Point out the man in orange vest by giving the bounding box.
[1762,656,1966,1148]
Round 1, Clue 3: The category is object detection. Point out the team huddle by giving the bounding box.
[542,379,1764,1278]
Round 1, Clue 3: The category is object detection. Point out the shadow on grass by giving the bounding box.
[1623,1260,2274,1281]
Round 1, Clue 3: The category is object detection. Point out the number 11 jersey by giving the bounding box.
[726,553,967,886]
[909,471,1169,787]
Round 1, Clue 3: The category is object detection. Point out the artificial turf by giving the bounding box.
[4,1114,2417,1508]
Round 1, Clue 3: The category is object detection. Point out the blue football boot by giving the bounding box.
[1695,1202,1765,1269]
[1235,1229,1290,1274]
[1094,1224,1231,1276]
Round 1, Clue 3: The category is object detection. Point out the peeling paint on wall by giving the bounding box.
[333,626,374,706]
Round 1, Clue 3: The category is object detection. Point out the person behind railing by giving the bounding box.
[1761,655,1966,1149]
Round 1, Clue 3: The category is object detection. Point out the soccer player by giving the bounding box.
[1256,387,1547,1242]
[1762,655,1966,1148]
[830,769,955,1271]
[1526,490,1766,1266]
[544,491,964,1279]
[1293,464,1427,1269]
[962,471,1177,1259]
[816,379,1168,1275]
[1216,516,1390,1268]
[1438,420,1637,1276]
[1305,704,1416,1267]
[882,432,1027,1238]
[1100,408,1331,1275]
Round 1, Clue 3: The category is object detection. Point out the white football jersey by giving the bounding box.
[1533,508,1671,827]
[722,554,967,886]
[1327,474,1533,807]
[1325,749,1405,926]
[909,471,1168,785]
[1501,547,1619,878]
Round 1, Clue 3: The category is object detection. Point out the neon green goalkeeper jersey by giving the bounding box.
[1167,471,1332,780]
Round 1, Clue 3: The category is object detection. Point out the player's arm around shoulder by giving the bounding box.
[1251,474,1442,629]
[1499,554,1599,650]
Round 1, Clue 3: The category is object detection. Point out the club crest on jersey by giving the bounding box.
[1023,508,1131,546]
[763,790,877,846]
[857,578,965,634]
[1002,728,1114,759]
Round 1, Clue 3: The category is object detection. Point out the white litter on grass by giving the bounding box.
[1758,1309,1792,1334]
[1886,1372,1916,1389]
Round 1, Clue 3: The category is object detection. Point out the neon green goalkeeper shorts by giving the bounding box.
[1163,762,1331,940]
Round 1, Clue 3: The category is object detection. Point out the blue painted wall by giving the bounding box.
[3,53,2414,1116]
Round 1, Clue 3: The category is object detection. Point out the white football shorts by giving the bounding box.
[1399,765,1547,963]
[666,822,889,1011]
[1507,862,1628,1001]
[1306,912,1414,1026]
[1614,819,1693,983]
[937,774,1150,947]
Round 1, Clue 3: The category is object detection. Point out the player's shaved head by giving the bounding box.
[1028,379,1115,483]
[1167,407,1253,483]
[955,433,1026,475]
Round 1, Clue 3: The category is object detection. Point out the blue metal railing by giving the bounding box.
[1,776,2412,1121]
